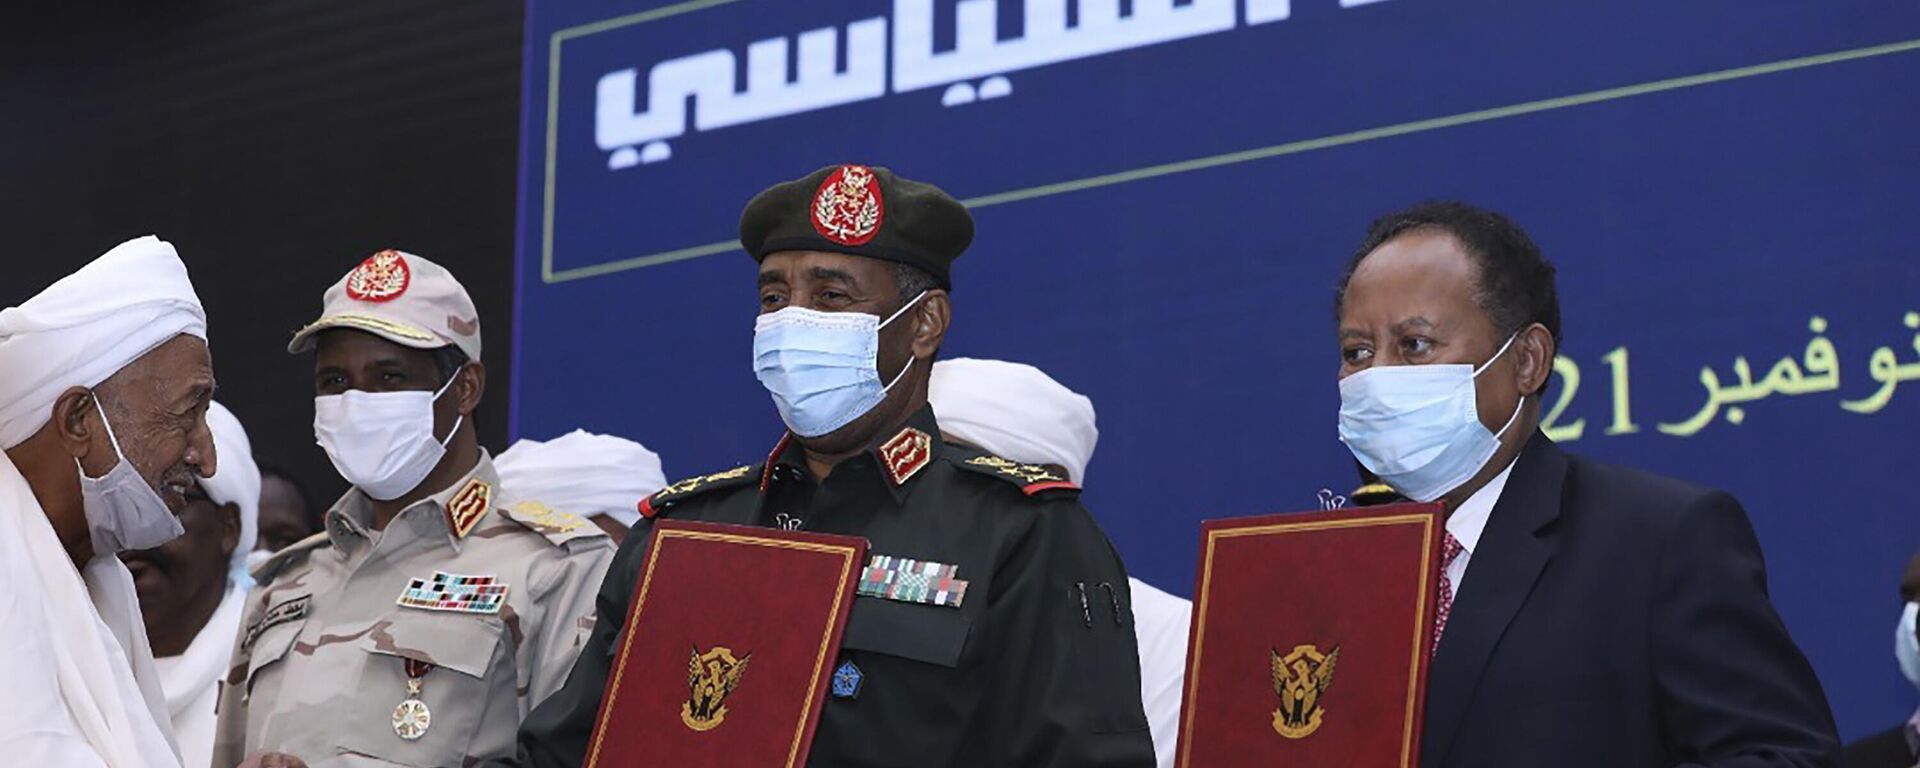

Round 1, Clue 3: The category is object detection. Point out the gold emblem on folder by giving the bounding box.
[1271,643,1339,739]
[681,645,751,732]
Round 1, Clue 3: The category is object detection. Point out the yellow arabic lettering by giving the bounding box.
[1840,311,1920,414]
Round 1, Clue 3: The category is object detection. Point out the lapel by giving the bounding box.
[1421,430,1567,767]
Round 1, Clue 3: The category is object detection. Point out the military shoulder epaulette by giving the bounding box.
[500,498,609,547]
[639,463,763,519]
[249,531,330,585]
[947,452,1081,498]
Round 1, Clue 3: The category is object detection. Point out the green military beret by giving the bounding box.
[738,164,974,290]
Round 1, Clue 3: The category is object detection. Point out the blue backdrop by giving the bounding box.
[513,0,1920,739]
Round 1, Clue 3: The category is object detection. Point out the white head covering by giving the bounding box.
[928,358,1188,768]
[928,358,1098,484]
[0,236,197,767]
[198,402,260,575]
[0,236,208,450]
[495,430,667,528]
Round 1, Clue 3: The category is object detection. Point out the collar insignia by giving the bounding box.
[878,427,933,487]
[446,478,492,539]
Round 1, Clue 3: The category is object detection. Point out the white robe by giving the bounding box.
[0,453,183,767]
[155,581,246,768]
[1131,577,1193,768]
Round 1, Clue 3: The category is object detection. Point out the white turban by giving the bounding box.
[495,430,667,528]
[928,358,1098,484]
[198,402,260,574]
[0,236,208,449]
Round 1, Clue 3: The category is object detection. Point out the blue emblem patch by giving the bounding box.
[831,659,864,699]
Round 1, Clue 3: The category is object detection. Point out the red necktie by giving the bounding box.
[1433,533,1466,655]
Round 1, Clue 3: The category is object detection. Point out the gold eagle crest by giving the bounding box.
[681,645,751,732]
[1271,643,1339,739]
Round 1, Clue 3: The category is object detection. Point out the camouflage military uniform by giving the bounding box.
[212,453,612,767]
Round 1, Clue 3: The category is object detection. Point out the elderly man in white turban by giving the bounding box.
[928,357,1191,768]
[0,236,218,768]
[122,402,259,768]
[496,429,668,545]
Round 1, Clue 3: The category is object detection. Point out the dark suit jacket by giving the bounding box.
[1843,725,1914,768]
[1420,431,1840,768]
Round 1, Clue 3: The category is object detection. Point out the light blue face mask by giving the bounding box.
[753,292,926,438]
[1896,601,1920,690]
[1337,334,1523,503]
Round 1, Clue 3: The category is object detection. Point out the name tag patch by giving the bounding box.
[244,595,310,650]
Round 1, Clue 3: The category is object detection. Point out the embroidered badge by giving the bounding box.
[810,164,884,246]
[643,465,756,519]
[878,427,932,487]
[857,555,968,608]
[1271,643,1340,739]
[830,659,863,699]
[511,500,585,534]
[446,478,492,538]
[397,571,509,615]
[683,645,751,732]
[963,455,1078,495]
[345,249,411,302]
[243,595,311,650]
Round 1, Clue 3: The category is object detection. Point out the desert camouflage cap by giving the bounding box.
[288,249,481,360]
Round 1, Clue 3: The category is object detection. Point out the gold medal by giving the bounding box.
[393,660,433,741]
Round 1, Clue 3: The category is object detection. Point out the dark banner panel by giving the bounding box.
[506,0,1918,737]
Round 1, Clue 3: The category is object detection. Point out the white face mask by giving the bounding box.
[1897,602,1920,690]
[1338,334,1524,503]
[78,395,185,557]
[314,372,464,501]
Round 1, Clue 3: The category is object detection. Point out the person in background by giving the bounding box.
[123,401,259,768]
[1333,200,1838,767]
[1843,550,1920,768]
[215,250,615,768]
[252,464,320,556]
[0,236,216,768]
[494,429,668,546]
[927,356,1191,768]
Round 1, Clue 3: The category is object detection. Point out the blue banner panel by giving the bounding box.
[516,0,1920,738]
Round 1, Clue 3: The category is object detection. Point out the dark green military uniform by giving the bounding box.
[507,407,1155,766]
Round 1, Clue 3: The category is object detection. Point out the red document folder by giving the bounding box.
[584,520,868,768]
[1176,502,1444,768]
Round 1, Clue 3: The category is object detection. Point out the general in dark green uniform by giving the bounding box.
[502,165,1154,767]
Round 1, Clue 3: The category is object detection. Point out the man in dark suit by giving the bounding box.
[1333,201,1840,767]
[1842,550,1920,768]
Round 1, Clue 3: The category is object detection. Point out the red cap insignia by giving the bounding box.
[811,164,884,246]
[345,250,411,302]
[878,427,933,487]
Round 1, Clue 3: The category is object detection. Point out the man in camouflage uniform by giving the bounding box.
[213,251,613,768]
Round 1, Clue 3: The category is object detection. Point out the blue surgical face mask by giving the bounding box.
[753,292,926,438]
[1337,334,1523,503]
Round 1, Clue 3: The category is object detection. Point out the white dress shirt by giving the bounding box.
[1444,460,1517,596]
